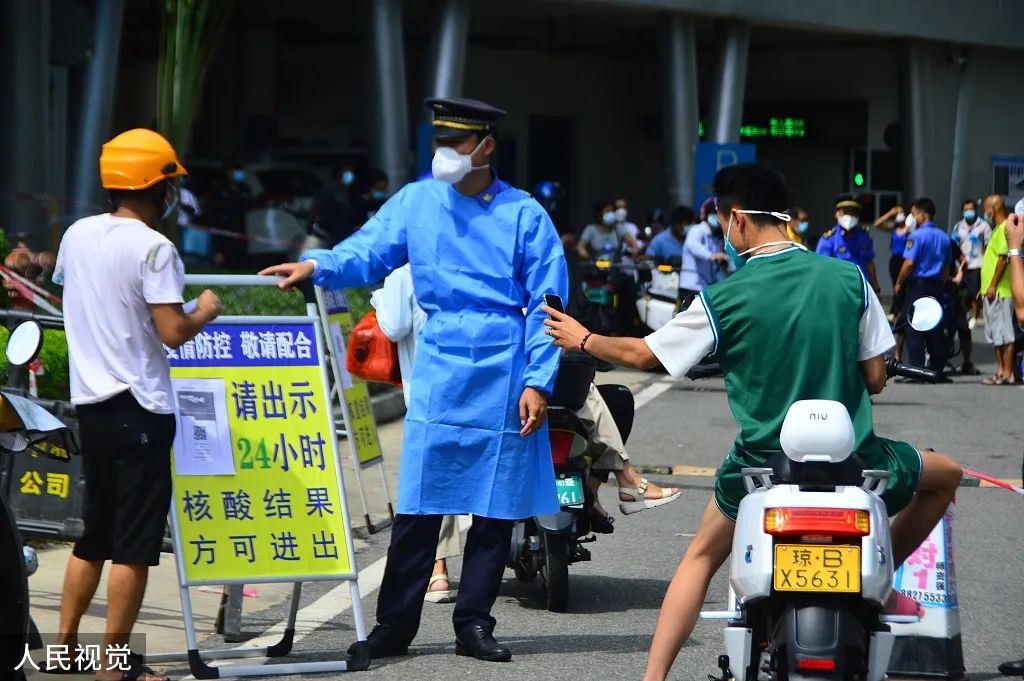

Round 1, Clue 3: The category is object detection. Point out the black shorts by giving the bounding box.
[73,391,176,566]
[962,268,981,301]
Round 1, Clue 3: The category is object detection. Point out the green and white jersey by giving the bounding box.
[645,246,895,458]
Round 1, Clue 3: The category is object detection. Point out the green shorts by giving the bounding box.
[714,437,923,521]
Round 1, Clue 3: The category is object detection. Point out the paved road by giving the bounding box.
[47,344,1024,680]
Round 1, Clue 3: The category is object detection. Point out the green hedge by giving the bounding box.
[0,326,71,401]
[0,286,372,404]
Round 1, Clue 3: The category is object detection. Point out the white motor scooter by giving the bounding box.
[699,299,944,681]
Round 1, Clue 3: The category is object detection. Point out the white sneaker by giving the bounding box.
[968,317,977,330]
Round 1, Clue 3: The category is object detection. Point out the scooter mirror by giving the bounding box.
[909,297,943,332]
[6,321,43,367]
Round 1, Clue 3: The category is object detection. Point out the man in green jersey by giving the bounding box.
[544,164,962,681]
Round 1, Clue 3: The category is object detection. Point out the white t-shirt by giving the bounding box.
[645,261,895,380]
[54,214,186,413]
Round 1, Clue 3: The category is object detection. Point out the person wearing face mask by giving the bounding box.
[212,162,251,270]
[785,205,810,246]
[310,164,357,247]
[614,196,643,250]
[874,204,913,324]
[543,163,961,681]
[51,129,222,681]
[576,199,642,261]
[678,201,731,307]
[949,198,991,329]
[260,97,568,664]
[979,194,1016,385]
[893,198,953,378]
[645,204,690,265]
[816,194,882,294]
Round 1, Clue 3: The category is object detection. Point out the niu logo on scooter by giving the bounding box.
[808,413,829,421]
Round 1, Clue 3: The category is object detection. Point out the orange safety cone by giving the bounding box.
[888,502,965,679]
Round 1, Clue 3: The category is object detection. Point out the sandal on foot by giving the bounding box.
[424,573,455,604]
[618,478,681,515]
[589,509,615,534]
[983,375,1007,386]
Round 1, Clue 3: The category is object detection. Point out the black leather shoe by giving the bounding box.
[347,623,410,659]
[997,659,1024,675]
[455,625,512,662]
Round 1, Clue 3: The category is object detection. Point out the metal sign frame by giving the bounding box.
[152,275,368,678]
[314,285,395,534]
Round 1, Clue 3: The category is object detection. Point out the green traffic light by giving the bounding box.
[854,172,865,187]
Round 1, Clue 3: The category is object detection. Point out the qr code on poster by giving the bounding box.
[192,424,208,441]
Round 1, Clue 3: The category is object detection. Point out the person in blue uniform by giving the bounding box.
[261,97,568,663]
[894,197,952,376]
[816,194,882,293]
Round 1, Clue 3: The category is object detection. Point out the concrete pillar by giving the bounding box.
[659,14,699,209]
[366,0,411,188]
[899,41,932,204]
[946,51,973,226]
[0,0,51,246]
[707,22,749,145]
[69,0,126,221]
[425,0,470,103]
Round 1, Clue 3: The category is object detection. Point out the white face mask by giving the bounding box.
[726,208,799,257]
[838,214,859,231]
[904,214,918,230]
[895,211,906,223]
[615,207,628,223]
[602,211,617,226]
[431,136,490,184]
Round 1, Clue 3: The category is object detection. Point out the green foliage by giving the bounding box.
[0,326,71,401]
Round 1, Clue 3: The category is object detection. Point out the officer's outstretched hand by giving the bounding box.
[519,387,548,437]
[260,261,316,291]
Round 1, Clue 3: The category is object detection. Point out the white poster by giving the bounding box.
[328,322,354,391]
[171,377,235,476]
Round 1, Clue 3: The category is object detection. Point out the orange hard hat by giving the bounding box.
[99,128,187,190]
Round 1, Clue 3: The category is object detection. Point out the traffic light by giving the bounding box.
[851,150,868,190]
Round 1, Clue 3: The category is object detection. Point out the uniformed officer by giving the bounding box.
[894,197,952,375]
[816,194,882,293]
[261,97,568,663]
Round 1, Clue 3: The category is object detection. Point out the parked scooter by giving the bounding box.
[697,299,942,681]
[0,321,77,679]
[507,357,634,612]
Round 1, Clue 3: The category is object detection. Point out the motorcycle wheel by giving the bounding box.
[540,531,570,613]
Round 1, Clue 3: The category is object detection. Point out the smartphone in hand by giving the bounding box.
[544,294,564,314]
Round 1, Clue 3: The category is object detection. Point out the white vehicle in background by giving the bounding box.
[243,164,322,257]
[185,161,322,260]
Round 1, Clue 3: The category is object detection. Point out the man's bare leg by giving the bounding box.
[890,450,961,565]
[57,555,105,647]
[97,563,161,681]
[643,498,734,681]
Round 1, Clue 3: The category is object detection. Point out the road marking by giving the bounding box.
[671,465,718,477]
[633,378,674,410]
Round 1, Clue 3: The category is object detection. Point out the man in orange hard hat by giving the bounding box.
[52,129,222,681]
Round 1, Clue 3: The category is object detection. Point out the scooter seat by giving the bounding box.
[766,451,867,490]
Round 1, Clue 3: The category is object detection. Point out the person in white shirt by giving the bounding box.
[370,265,462,604]
[52,129,221,681]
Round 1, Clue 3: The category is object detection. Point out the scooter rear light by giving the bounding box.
[797,659,836,671]
[549,430,574,467]
[764,508,870,537]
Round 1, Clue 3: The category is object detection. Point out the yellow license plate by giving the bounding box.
[773,544,861,593]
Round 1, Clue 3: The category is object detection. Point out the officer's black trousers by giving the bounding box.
[904,278,948,373]
[375,513,514,643]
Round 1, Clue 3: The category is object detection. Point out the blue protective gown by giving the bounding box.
[302,177,569,520]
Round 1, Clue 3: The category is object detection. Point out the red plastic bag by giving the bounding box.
[346,310,402,387]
